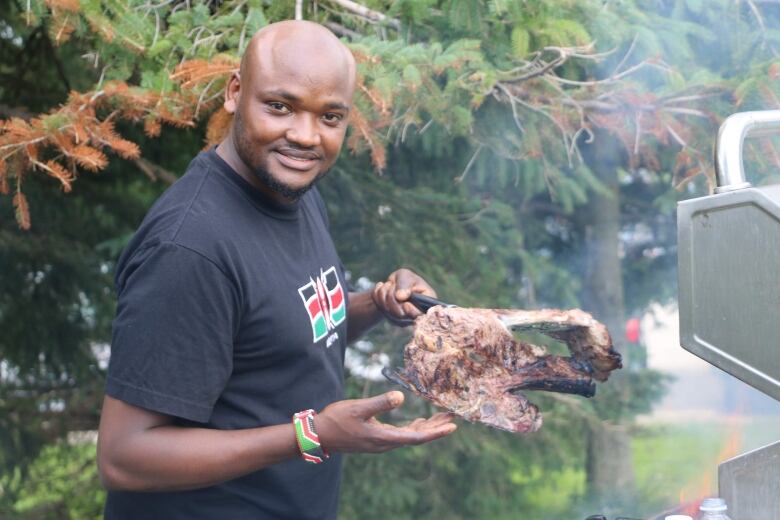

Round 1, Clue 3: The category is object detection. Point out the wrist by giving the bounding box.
[361,288,386,326]
[292,409,329,464]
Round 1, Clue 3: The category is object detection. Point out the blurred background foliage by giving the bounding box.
[1,0,779,518]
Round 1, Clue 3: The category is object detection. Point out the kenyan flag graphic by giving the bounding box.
[298,266,346,343]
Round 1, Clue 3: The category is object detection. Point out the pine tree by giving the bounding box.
[2,1,780,517]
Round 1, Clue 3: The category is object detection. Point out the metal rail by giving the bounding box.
[715,109,780,192]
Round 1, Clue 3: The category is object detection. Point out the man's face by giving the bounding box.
[226,45,354,202]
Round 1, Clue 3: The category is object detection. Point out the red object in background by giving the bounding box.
[625,317,641,343]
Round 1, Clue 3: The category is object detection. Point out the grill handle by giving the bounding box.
[715,109,780,193]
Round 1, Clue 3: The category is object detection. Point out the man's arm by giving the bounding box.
[98,391,455,492]
[346,268,436,342]
[99,266,450,492]
[346,290,383,343]
[97,396,298,492]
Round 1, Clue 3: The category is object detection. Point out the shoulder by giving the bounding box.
[128,152,221,242]
[116,152,249,281]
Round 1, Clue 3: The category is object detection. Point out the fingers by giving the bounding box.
[374,281,406,319]
[355,391,405,418]
[374,421,457,447]
[394,283,433,302]
[401,301,423,319]
[393,270,436,318]
[318,396,458,454]
[374,268,437,325]
[391,269,437,302]
[372,412,458,449]
[394,285,412,301]
[405,412,457,432]
[423,412,457,427]
[414,413,457,433]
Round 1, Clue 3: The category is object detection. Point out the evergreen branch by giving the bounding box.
[549,59,654,87]
[295,0,303,20]
[500,48,570,83]
[324,0,401,30]
[0,78,206,228]
[501,45,621,85]
[661,107,710,118]
[611,34,639,76]
[455,143,483,184]
[41,26,71,92]
[134,156,177,184]
[497,82,574,166]
[494,82,525,134]
[658,92,724,105]
[665,123,687,148]
[634,110,642,155]
[325,21,361,40]
[747,0,767,34]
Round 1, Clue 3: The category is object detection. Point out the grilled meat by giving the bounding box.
[383,306,621,433]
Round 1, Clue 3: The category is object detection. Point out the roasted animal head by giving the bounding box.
[383,306,621,433]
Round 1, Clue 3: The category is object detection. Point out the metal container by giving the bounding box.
[678,110,780,520]
[678,110,780,401]
[718,440,780,520]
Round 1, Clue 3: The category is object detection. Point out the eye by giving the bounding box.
[267,102,290,114]
[322,113,344,126]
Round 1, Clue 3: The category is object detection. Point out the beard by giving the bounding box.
[233,110,328,202]
[253,162,325,201]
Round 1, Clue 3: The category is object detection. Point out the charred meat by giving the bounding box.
[383,306,621,433]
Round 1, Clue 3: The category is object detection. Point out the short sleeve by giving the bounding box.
[106,241,240,423]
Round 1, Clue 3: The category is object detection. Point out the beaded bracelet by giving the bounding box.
[292,409,329,464]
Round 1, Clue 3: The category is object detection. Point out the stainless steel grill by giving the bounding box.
[678,109,780,520]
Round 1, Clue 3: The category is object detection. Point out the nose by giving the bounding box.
[285,114,321,148]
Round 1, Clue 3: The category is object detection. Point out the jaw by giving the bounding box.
[266,163,321,193]
[233,152,326,203]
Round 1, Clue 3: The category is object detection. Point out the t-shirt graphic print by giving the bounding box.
[298,265,346,344]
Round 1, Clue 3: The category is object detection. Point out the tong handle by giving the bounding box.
[409,293,450,312]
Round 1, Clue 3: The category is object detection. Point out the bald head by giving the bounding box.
[240,20,356,94]
[218,20,357,204]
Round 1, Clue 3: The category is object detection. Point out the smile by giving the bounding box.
[273,151,320,171]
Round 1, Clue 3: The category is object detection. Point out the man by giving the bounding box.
[97,19,456,520]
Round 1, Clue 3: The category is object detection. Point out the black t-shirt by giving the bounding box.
[104,149,349,519]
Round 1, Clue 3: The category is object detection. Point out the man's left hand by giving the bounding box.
[371,268,436,326]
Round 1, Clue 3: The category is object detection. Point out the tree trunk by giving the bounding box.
[586,421,634,501]
[580,135,636,508]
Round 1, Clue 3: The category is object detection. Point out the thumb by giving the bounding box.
[357,391,404,418]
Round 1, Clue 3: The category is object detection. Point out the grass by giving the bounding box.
[631,416,780,517]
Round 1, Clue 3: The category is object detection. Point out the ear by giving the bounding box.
[223,71,241,114]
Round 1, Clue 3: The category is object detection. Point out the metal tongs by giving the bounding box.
[384,294,455,327]
[408,293,456,313]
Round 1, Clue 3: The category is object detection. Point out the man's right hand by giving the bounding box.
[315,391,457,453]
[97,391,456,493]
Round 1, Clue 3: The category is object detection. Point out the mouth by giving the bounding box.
[273,149,321,172]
